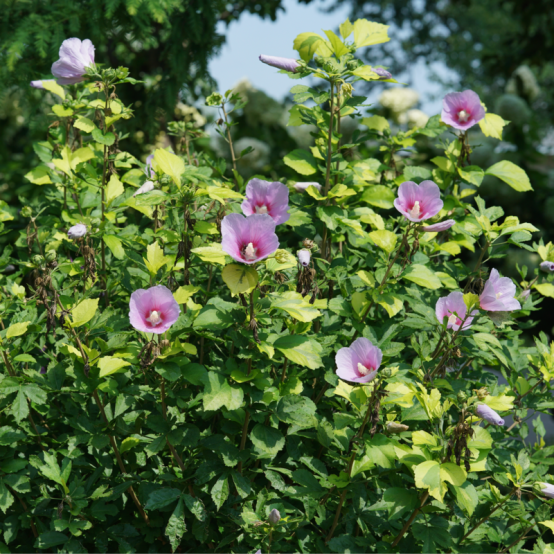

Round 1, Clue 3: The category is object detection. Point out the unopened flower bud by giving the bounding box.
[474,387,488,400]
[160,339,170,350]
[32,255,44,266]
[268,508,281,525]
[21,206,33,218]
[381,367,392,378]
[303,239,315,250]
[386,421,409,433]
[206,92,223,107]
[274,249,289,264]
[342,83,354,99]
[540,261,554,273]
[476,403,504,426]
[457,391,468,403]
[297,249,311,267]
[45,250,57,262]
[346,60,359,71]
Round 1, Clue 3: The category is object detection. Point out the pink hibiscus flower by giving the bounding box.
[241,179,290,225]
[259,55,299,73]
[129,285,180,334]
[435,291,476,331]
[221,213,279,265]
[394,180,444,223]
[479,269,521,312]
[441,90,485,131]
[335,338,383,384]
[51,38,95,85]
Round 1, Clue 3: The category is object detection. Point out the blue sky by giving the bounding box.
[209,0,457,116]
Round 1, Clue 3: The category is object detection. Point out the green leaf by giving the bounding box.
[71,298,99,328]
[10,390,28,424]
[119,437,140,454]
[105,174,124,204]
[174,285,200,304]
[483,393,514,411]
[0,480,14,514]
[339,18,354,39]
[463,293,480,311]
[270,291,321,322]
[6,321,30,339]
[412,430,437,447]
[34,531,69,549]
[202,373,244,411]
[374,293,404,318]
[250,424,285,458]
[166,497,186,552]
[103,235,125,260]
[293,32,327,62]
[365,434,396,468]
[414,460,441,500]
[191,244,227,266]
[440,462,467,487]
[41,80,65,99]
[479,112,509,140]
[52,104,73,117]
[284,149,318,176]
[535,283,554,298]
[74,116,96,133]
[211,476,229,511]
[0,426,26,445]
[369,230,397,253]
[153,148,185,187]
[144,241,170,275]
[361,115,390,133]
[402,264,442,289]
[361,185,396,208]
[275,395,317,427]
[222,264,258,295]
[92,127,115,146]
[323,29,349,57]
[353,19,390,47]
[145,488,181,510]
[485,160,532,192]
[274,336,323,369]
[454,481,479,516]
[24,165,52,185]
[98,356,131,378]
[13,354,36,363]
[458,165,484,187]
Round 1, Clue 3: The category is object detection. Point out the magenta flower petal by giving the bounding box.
[335,338,383,384]
[129,285,180,335]
[294,182,322,192]
[221,213,279,265]
[441,90,486,131]
[541,483,554,499]
[476,404,504,426]
[259,55,299,73]
[479,269,521,312]
[394,180,443,222]
[435,291,476,331]
[68,223,87,239]
[51,38,95,85]
[422,219,455,232]
[241,179,290,225]
[540,261,554,273]
[297,250,311,267]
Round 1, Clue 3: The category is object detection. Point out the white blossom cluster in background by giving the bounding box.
[506,65,541,102]
[398,108,430,128]
[379,87,419,114]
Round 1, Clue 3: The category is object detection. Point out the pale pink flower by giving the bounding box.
[335,338,383,384]
[30,80,56,90]
[297,250,310,267]
[435,291,476,331]
[540,261,554,273]
[294,182,322,192]
[422,219,455,232]
[221,213,279,265]
[520,289,531,300]
[129,285,180,334]
[268,509,281,525]
[67,223,87,239]
[241,179,289,225]
[476,404,504,426]
[479,269,521,312]
[441,90,485,131]
[372,67,392,80]
[259,55,299,73]
[133,181,155,197]
[541,483,554,499]
[145,154,155,179]
[51,38,95,85]
[394,180,443,223]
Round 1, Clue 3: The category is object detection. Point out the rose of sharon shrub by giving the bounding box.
[3,17,554,554]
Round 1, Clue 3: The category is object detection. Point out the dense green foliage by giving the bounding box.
[3,16,554,554]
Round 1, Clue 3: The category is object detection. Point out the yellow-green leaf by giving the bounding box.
[120,437,141,454]
[369,230,397,253]
[191,244,227,266]
[483,393,514,411]
[270,291,321,322]
[351,66,381,81]
[6,321,30,339]
[333,379,367,411]
[98,356,131,378]
[41,80,65,99]
[479,113,509,140]
[402,264,442,289]
[11,283,25,299]
[535,283,554,298]
[103,235,125,260]
[144,242,170,275]
[293,32,327,62]
[274,335,323,369]
[52,104,73,117]
[361,115,389,133]
[71,298,99,328]
[70,147,95,169]
[485,160,532,192]
[152,148,185,187]
[414,460,441,500]
[440,462,467,487]
[412,431,437,447]
[463,293,480,311]
[375,293,403,318]
[357,270,375,287]
[24,165,52,185]
[106,174,125,204]
[339,18,354,39]
[173,285,200,304]
[52,146,72,175]
[222,264,258,295]
[284,149,318,176]
[205,185,244,203]
[74,116,96,133]
[353,19,390,48]
[323,29,349,57]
